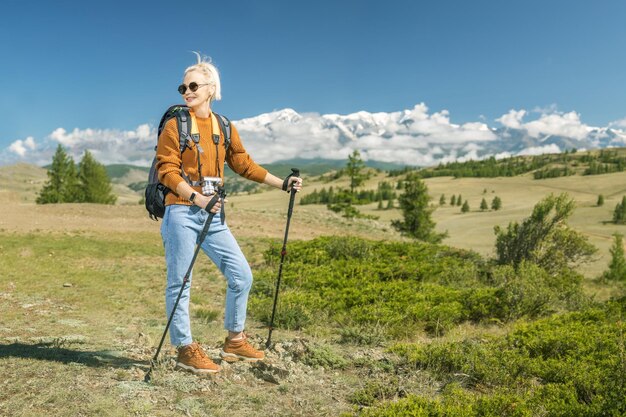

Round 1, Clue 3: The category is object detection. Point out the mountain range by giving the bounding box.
[4,104,625,168]
[234,105,626,167]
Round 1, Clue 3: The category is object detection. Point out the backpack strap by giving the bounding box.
[214,113,231,151]
[159,105,202,187]
[176,107,192,154]
[158,105,190,153]
[157,106,232,188]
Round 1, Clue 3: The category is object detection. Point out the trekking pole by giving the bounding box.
[266,168,300,349]
[145,190,224,383]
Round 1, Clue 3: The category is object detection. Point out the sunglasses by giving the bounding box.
[177,82,209,95]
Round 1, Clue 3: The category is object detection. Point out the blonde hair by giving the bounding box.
[184,51,221,101]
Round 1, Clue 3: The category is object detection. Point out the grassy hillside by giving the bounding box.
[2,150,626,415]
[3,154,626,277]
[0,163,48,203]
[1,214,623,416]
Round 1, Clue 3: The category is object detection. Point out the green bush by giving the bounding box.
[490,261,584,320]
[301,344,349,370]
[339,324,387,346]
[348,377,402,407]
[385,299,626,416]
[250,236,585,336]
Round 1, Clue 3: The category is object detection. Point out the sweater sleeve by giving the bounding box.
[226,123,268,183]
[155,118,186,192]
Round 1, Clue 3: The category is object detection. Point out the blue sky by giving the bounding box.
[1,0,625,163]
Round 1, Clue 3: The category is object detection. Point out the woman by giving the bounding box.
[156,53,302,375]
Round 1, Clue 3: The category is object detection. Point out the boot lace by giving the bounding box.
[187,343,208,360]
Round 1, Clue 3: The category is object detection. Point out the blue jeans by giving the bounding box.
[160,204,253,346]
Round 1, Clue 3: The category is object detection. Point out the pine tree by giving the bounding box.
[494,193,596,273]
[377,196,384,210]
[491,196,502,211]
[604,233,626,281]
[456,194,463,206]
[439,194,446,206]
[480,198,488,211]
[597,194,604,207]
[391,173,445,243]
[461,200,470,213]
[346,150,366,195]
[78,150,117,204]
[450,195,457,206]
[386,198,394,210]
[613,196,626,224]
[36,144,80,204]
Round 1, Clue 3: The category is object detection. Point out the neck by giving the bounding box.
[192,102,211,118]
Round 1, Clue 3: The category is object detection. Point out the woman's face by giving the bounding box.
[181,70,215,109]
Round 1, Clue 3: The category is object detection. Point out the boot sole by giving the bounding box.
[220,350,264,362]
[175,362,220,374]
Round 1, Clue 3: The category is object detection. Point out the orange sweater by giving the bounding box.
[155,111,268,206]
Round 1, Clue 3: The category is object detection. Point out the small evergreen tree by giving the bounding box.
[377,197,384,210]
[494,193,596,273]
[480,198,488,211]
[391,173,445,243]
[78,150,117,204]
[346,150,366,195]
[456,194,463,206]
[450,195,457,206]
[37,144,80,204]
[604,233,626,281]
[491,196,502,211]
[461,200,470,213]
[386,198,394,210]
[597,194,604,207]
[439,194,446,206]
[613,196,626,224]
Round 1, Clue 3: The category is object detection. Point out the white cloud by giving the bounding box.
[9,136,36,156]
[45,124,157,165]
[517,144,561,156]
[496,108,596,140]
[610,118,626,130]
[523,111,593,140]
[497,109,526,129]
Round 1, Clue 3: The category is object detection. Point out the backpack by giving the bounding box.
[145,105,231,221]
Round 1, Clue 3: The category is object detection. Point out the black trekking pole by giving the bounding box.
[145,190,224,383]
[266,168,299,349]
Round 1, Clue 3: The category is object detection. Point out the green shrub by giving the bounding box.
[494,193,596,274]
[490,262,584,320]
[250,236,585,337]
[339,324,387,346]
[248,291,320,330]
[386,300,626,416]
[324,236,373,260]
[301,344,349,370]
[348,377,402,407]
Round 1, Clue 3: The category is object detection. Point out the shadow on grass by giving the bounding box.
[0,342,147,369]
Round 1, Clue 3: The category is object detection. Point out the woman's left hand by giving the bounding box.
[287,177,303,192]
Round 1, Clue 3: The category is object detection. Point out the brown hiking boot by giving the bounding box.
[220,334,265,362]
[176,342,221,374]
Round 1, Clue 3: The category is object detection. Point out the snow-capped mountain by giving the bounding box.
[4,104,625,167]
[233,105,626,167]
